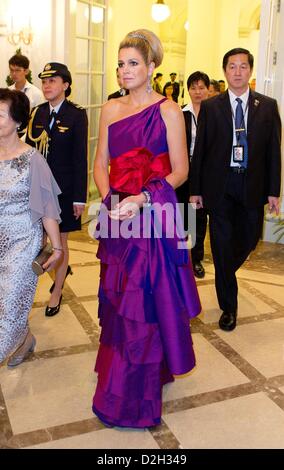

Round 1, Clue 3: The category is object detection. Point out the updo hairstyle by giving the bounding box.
[119,29,163,68]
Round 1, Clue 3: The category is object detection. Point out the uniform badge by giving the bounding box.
[44,64,52,71]
[58,126,69,133]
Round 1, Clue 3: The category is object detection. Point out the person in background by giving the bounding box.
[176,71,210,279]
[163,82,174,100]
[208,79,221,98]
[152,72,163,94]
[163,72,180,103]
[218,79,226,93]
[250,78,256,91]
[8,54,44,110]
[108,67,129,100]
[190,48,281,332]
[92,28,201,428]
[0,88,62,367]
[26,63,88,318]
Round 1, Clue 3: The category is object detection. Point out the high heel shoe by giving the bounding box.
[45,295,62,317]
[49,265,73,294]
[7,331,36,367]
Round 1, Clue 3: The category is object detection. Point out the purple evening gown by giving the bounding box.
[92,98,201,428]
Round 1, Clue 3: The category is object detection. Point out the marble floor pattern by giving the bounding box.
[1,227,284,449]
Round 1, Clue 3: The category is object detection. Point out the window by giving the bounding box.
[73,0,107,203]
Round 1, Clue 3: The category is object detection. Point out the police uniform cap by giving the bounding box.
[170,72,177,76]
[38,62,72,85]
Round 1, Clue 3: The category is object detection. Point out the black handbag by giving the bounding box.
[32,244,53,275]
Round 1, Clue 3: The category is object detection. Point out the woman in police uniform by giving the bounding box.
[26,63,88,316]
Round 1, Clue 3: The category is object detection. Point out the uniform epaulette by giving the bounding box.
[68,100,85,110]
[34,101,47,111]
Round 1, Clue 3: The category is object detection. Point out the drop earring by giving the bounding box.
[146,76,153,93]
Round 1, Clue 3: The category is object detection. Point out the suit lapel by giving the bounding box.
[247,90,260,131]
[219,91,233,130]
[183,110,192,143]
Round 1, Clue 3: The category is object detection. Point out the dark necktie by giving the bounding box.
[235,98,248,168]
[49,110,57,129]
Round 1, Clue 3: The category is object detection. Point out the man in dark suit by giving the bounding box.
[163,72,180,103]
[190,48,281,331]
[108,67,129,100]
[26,62,88,317]
[176,71,210,279]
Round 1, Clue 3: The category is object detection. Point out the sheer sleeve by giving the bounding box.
[29,149,62,224]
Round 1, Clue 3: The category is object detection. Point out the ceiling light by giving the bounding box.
[151,0,170,23]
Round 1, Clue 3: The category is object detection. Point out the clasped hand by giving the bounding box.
[109,194,146,220]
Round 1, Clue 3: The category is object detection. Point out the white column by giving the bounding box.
[257,0,284,242]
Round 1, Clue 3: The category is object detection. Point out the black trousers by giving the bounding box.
[191,207,208,264]
[176,182,208,264]
[208,172,264,313]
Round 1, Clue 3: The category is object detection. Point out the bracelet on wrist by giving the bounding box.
[53,247,64,251]
[142,190,151,206]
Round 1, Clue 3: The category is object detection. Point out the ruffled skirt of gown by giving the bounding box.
[92,216,199,428]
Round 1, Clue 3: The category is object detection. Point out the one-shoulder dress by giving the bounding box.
[0,148,61,364]
[92,98,201,428]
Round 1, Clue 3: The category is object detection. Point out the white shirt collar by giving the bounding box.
[228,87,250,107]
[182,102,195,114]
[23,81,32,92]
[10,80,31,92]
[49,100,64,114]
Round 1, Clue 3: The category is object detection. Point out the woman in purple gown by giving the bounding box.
[92,29,201,428]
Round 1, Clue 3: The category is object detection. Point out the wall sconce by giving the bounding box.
[151,0,170,23]
[7,18,33,46]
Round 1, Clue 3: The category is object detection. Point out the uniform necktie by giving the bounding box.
[49,110,57,129]
[235,98,248,168]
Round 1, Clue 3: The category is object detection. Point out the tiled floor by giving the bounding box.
[1,228,284,449]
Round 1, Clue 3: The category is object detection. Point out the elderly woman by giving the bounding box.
[0,89,62,367]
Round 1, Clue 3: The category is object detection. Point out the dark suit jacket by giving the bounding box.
[107,89,129,100]
[26,99,88,203]
[175,110,192,203]
[190,90,281,209]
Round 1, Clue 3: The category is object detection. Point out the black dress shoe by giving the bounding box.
[219,311,237,331]
[45,295,62,317]
[49,265,73,293]
[193,261,205,279]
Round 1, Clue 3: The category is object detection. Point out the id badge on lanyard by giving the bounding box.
[233,145,244,163]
